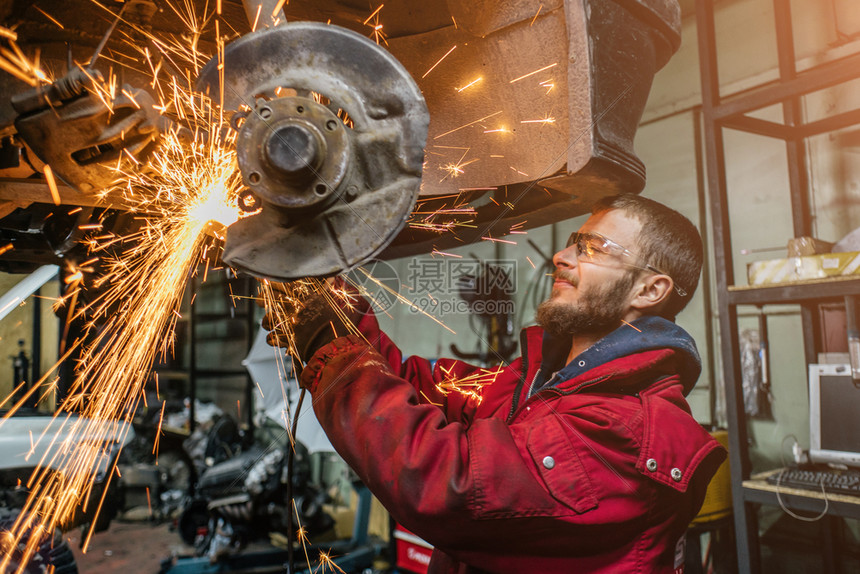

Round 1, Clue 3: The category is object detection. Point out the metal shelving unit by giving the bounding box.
[153,268,257,433]
[695,0,860,572]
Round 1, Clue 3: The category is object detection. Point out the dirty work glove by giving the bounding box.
[261,280,370,366]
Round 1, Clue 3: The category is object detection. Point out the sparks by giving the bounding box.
[539,78,555,94]
[433,111,502,140]
[509,63,557,83]
[440,157,479,180]
[422,45,457,79]
[520,117,555,125]
[43,165,61,206]
[363,5,387,45]
[435,366,503,405]
[0,7,247,568]
[456,76,482,92]
[530,5,543,26]
[482,236,517,245]
[272,0,289,18]
[34,7,64,30]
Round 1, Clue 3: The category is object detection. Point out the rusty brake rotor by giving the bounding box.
[196,22,429,281]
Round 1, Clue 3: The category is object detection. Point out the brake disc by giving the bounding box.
[196,22,429,280]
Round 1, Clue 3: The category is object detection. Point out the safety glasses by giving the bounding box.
[566,231,687,297]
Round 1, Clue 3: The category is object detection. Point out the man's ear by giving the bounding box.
[629,273,674,312]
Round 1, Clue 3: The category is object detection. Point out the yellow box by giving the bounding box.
[747,251,860,286]
[692,430,731,524]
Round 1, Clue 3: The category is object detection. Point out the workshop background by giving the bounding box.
[2,0,860,573]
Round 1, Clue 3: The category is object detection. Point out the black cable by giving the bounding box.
[286,386,307,574]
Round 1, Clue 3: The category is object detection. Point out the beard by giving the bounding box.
[536,270,634,337]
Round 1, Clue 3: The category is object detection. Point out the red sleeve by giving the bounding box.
[351,310,495,423]
[300,337,619,555]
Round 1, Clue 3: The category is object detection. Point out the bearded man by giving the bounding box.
[266,194,726,574]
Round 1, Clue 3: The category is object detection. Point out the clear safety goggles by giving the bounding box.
[565,231,687,297]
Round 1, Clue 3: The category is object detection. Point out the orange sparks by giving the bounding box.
[252,4,262,31]
[0,243,12,256]
[146,487,152,517]
[435,366,502,405]
[521,117,555,125]
[422,45,457,79]
[34,7,64,30]
[621,319,642,332]
[526,256,536,269]
[483,127,510,134]
[273,0,288,18]
[531,5,543,26]
[510,63,557,83]
[43,165,61,206]
[539,79,555,94]
[63,271,83,284]
[152,400,166,456]
[441,157,479,179]
[363,4,384,25]
[456,76,482,92]
[364,4,387,45]
[317,550,348,574]
[434,110,502,140]
[0,26,17,41]
[482,236,517,245]
[419,390,442,406]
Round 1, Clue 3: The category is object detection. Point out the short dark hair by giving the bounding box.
[591,194,703,319]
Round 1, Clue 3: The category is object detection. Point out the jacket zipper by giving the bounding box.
[506,330,531,423]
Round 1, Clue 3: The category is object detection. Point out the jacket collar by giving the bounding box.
[523,316,702,396]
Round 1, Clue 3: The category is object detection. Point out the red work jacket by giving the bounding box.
[301,314,726,574]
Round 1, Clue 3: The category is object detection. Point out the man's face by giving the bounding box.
[536,210,642,337]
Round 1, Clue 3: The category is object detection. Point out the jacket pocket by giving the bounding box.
[635,394,726,492]
[525,417,599,514]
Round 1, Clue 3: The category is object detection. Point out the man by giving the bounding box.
[267,194,726,573]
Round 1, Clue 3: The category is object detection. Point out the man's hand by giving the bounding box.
[260,279,370,366]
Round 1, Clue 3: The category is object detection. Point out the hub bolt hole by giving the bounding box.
[249,172,262,185]
[314,183,327,195]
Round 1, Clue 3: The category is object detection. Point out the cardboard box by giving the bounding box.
[747,251,860,286]
[393,525,433,574]
[786,236,833,257]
